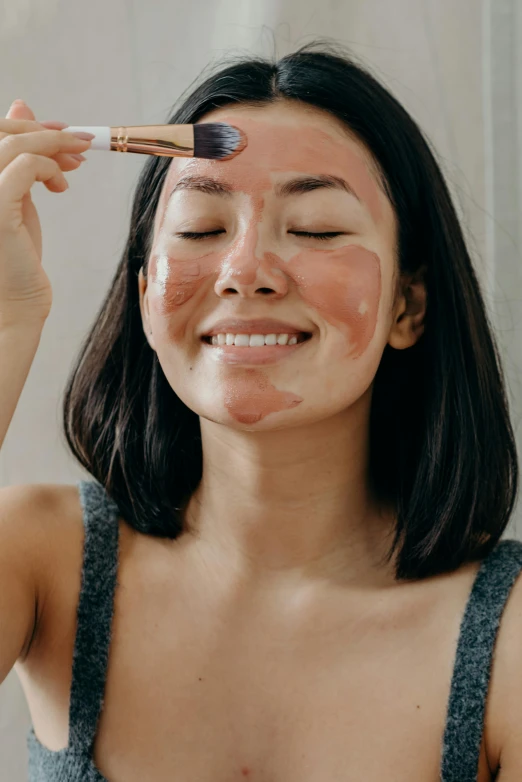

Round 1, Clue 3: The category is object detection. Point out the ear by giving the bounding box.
[138,267,156,350]
[387,265,427,350]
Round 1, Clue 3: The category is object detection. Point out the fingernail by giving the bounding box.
[8,98,26,111]
[40,121,69,129]
[70,153,87,162]
[71,131,95,140]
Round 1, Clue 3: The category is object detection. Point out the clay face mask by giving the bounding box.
[146,110,386,424]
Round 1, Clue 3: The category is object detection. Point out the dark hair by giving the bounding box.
[62,40,518,580]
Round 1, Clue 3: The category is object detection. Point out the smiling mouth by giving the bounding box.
[201,332,312,346]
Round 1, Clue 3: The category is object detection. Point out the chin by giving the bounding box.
[194,406,300,431]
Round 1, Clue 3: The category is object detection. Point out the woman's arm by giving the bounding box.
[0,322,43,451]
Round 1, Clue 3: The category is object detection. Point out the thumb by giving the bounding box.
[6,99,36,121]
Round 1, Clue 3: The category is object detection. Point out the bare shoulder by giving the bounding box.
[0,482,85,662]
[0,481,81,524]
[0,481,84,560]
[481,546,522,779]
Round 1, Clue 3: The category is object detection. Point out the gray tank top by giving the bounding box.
[26,479,522,781]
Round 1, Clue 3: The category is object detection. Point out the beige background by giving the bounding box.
[0,0,521,778]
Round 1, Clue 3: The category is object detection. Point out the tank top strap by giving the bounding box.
[68,479,121,756]
[440,538,522,782]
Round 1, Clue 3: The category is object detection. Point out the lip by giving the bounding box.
[200,318,311,338]
[201,335,312,365]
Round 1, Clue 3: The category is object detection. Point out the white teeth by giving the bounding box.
[207,332,306,346]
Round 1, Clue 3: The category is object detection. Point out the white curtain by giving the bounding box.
[483,0,522,543]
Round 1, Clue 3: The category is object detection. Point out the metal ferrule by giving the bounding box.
[109,125,195,157]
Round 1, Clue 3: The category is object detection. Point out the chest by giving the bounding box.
[19,539,493,782]
[96,620,453,781]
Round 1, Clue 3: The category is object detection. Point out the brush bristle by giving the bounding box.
[193,123,247,160]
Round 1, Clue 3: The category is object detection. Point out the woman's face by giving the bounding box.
[139,101,405,429]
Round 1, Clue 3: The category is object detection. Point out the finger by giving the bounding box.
[0,118,63,137]
[0,128,93,161]
[37,129,83,170]
[0,111,86,172]
[0,131,91,186]
[6,99,36,122]
[52,151,86,171]
[0,154,68,216]
[39,121,69,130]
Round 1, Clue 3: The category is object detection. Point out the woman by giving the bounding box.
[0,42,520,782]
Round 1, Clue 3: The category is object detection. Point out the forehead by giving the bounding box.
[156,103,386,227]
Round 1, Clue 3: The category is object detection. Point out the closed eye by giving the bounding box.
[175,230,224,240]
[291,231,344,240]
[176,230,345,241]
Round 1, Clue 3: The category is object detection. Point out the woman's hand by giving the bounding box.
[0,99,93,328]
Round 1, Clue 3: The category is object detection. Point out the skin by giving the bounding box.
[138,99,427,589]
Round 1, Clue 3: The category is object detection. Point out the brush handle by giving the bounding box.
[61,124,195,157]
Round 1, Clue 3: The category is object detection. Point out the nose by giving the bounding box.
[213,220,289,299]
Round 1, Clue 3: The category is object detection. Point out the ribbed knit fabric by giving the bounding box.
[27,479,119,781]
[440,537,522,780]
[26,479,522,781]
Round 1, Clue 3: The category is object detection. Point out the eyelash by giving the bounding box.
[176,230,344,241]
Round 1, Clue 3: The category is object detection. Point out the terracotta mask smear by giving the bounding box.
[147,114,383,423]
[224,370,303,425]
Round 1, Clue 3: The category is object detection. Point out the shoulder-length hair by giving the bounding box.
[62,40,518,580]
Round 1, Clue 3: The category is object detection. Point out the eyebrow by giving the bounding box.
[167,173,361,202]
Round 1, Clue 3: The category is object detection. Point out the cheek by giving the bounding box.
[285,245,382,359]
[147,241,382,359]
[148,251,219,319]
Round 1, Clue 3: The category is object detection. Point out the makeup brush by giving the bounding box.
[59,123,247,160]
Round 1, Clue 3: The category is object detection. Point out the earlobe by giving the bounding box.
[387,268,427,350]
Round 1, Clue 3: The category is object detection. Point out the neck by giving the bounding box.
[183,391,398,590]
